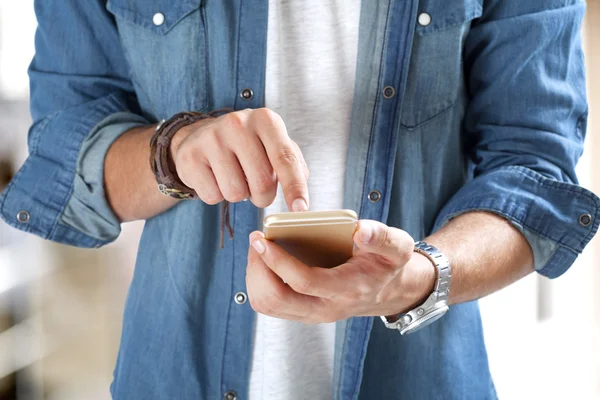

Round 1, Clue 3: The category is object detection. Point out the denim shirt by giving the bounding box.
[2,1,599,399]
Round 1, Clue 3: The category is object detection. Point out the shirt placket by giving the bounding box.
[337,0,418,399]
[220,1,268,399]
[360,0,417,224]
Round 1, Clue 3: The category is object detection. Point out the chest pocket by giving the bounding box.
[106,0,208,118]
[400,0,483,129]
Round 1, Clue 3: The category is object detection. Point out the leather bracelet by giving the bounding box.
[149,110,226,200]
[149,109,234,248]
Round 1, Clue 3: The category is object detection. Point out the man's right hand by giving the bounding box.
[170,108,310,211]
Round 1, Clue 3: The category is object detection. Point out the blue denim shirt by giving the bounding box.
[2,1,599,399]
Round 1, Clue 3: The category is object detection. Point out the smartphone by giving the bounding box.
[263,209,358,268]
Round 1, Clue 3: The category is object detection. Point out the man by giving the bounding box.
[1,0,598,399]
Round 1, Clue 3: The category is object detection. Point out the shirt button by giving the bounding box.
[17,210,30,223]
[240,88,254,100]
[382,86,395,99]
[153,12,165,26]
[224,390,237,400]
[579,213,592,227]
[234,291,247,305]
[368,190,381,203]
[418,12,432,27]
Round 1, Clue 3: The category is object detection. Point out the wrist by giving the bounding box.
[384,251,437,318]
[382,242,451,335]
[404,251,437,310]
[150,112,214,200]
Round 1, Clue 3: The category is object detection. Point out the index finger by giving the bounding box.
[250,108,309,212]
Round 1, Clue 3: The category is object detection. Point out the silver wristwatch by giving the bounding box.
[380,241,451,335]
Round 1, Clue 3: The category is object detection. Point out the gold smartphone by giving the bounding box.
[263,209,358,268]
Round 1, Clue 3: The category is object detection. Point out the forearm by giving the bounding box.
[104,125,177,222]
[425,211,534,305]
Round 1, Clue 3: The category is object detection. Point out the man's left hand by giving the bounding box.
[245,220,436,323]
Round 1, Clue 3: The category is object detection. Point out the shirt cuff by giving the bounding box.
[0,94,149,247]
[433,166,600,278]
[60,112,149,243]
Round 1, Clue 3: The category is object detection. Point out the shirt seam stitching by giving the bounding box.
[473,2,583,27]
[346,0,392,394]
[358,1,391,218]
[538,244,576,277]
[400,98,457,130]
[352,318,372,399]
[505,165,600,206]
[29,115,52,154]
[443,204,584,255]
[336,320,351,398]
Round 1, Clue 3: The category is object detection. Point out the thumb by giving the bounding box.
[353,220,415,263]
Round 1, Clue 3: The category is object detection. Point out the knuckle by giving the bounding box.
[376,226,391,250]
[201,129,221,147]
[254,107,282,126]
[222,111,246,130]
[252,195,276,209]
[177,142,201,167]
[400,243,414,265]
[213,165,249,202]
[224,187,249,203]
[394,230,414,264]
[200,192,223,205]
[260,290,283,314]
[289,274,312,294]
[376,227,413,263]
[277,147,299,166]
[254,170,277,195]
[195,180,224,204]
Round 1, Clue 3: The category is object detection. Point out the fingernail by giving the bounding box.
[249,231,264,245]
[252,239,266,254]
[359,221,374,244]
[292,198,308,212]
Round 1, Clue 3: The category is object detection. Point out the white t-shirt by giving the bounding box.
[249,1,360,399]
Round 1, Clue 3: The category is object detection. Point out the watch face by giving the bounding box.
[400,306,448,335]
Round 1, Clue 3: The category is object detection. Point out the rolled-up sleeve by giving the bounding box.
[433,1,600,278]
[0,1,149,248]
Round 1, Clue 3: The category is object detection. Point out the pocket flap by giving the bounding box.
[416,0,483,35]
[107,0,202,35]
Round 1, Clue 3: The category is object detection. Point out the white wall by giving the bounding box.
[0,2,36,99]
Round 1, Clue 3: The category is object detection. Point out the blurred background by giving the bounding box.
[1,2,599,400]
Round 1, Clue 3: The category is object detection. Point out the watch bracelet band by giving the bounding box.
[149,110,230,200]
[381,241,451,334]
[413,241,451,303]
